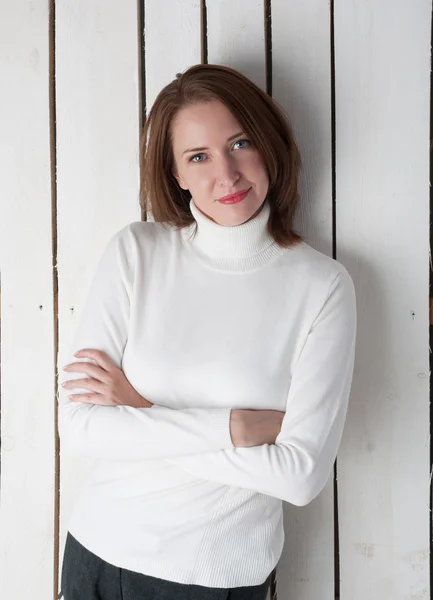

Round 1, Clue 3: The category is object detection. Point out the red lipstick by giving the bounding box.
[217,188,250,205]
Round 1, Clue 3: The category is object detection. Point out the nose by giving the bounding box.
[215,154,240,188]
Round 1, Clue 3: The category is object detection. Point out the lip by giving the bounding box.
[217,188,251,205]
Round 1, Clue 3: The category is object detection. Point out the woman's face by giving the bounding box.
[171,99,269,226]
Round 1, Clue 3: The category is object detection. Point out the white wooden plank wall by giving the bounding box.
[145,0,201,110]
[55,0,141,591]
[0,2,430,600]
[335,2,431,599]
[272,3,335,598]
[0,2,56,599]
[144,0,201,221]
[206,0,266,91]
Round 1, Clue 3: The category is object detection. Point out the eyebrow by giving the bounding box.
[181,131,245,156]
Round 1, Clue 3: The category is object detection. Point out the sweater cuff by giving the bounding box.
[210,407,235,449]
[149,405,234,451]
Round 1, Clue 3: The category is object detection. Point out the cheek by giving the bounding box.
[243,154,268,181]
[185,167,214,192]
[238,151,263,169]
[253,155,267,171]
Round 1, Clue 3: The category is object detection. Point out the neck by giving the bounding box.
[181,198,284,272]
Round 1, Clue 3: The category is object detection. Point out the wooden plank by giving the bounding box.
[0,2,56,599]
[145,0,201,110]
[271,2,335,599]
[144,0,201,221]
[206,0,266,91]
[55,1,141,594]
[334,1,431,598]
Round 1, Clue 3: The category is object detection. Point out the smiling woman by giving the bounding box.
[141,64,303,245]
[58,63,357,600]
[170,99,269,226]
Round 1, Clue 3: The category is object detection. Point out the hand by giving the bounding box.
[61,349,153,408]
[230,409,285,448]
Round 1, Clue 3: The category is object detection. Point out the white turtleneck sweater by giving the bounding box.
[58,198,357,588]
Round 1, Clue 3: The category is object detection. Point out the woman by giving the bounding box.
[58,64,357,600]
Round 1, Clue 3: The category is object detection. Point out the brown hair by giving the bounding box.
[140,64,303,248]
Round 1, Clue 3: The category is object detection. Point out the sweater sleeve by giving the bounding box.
[58,226,234,461]
[167,269,357,506]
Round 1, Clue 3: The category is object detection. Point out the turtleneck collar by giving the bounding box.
[180,198,285,272]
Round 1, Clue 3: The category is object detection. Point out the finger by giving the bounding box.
[63,362,110,384]
[73,349,117,372]
[62,377,105,394]
[68,393,113,406]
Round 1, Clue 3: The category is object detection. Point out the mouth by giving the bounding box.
[217,188,251,205]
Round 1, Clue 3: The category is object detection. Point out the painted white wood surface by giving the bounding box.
[0,2,56,599]
[145,0,201,110]
[144,0,201,221]
[335,1,431,599]
[55,0,141,594]
[206,0,266,91]
[272,2,334,599]
[0,2,430,599]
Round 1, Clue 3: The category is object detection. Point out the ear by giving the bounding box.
[173,170,188,191]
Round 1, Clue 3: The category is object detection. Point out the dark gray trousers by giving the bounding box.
[59,532,273,600]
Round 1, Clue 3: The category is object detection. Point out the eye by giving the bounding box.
[189,153,207,163]
[188,139,251,163]
[233,139,251,150]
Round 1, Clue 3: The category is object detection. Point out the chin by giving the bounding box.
[215,201,264,226]
[223,215,252,227]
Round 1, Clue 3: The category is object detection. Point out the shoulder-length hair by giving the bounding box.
[140,64,303,248]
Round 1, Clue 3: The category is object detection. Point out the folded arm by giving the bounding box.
[58,226,234,461]
[167,269,357,506]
